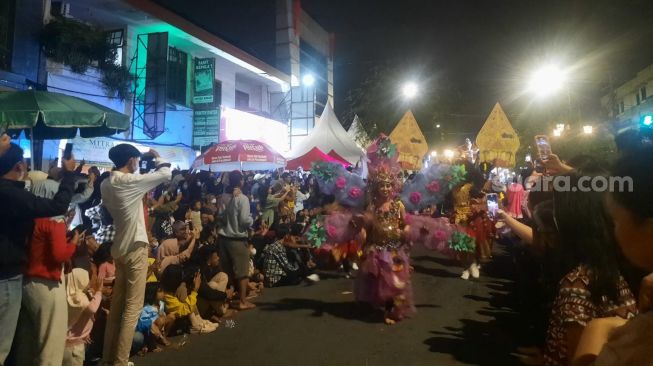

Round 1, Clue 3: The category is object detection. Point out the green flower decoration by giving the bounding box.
[377,137,397,158]
[306,217,327,248]
[311,162,338,183]
[447,231,476,253]
[447,164,467,189]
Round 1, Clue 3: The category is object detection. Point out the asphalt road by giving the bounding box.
[135,243,535,366]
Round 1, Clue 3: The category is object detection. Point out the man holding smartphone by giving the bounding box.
[100,144,171,366]
[0,134,77,365]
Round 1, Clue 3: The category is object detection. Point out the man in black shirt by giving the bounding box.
[0,135,77,365]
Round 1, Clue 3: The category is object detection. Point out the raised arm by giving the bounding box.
[497,209,533,244]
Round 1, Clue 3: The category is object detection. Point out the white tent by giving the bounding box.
[347,115,369,149]
[289,103,364,164]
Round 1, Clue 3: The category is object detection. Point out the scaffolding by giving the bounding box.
[131,32,168,139]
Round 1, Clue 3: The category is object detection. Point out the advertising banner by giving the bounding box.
[192,109,220,150]
[192,58,215,106]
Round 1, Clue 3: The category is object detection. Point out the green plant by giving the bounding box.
[101,63,133,101]
[40,17,132,100]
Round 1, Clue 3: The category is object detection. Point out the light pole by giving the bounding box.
[302,73,315,87]
[402,82,418,100]
[528,64,566,98]
[528,63,577,129]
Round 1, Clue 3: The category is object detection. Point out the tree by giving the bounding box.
[340,63,462,146]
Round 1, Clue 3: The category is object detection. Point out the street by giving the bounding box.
[135,244,531,366]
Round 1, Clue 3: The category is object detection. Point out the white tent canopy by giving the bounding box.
[289,103,364,164]
[347,115,369,149]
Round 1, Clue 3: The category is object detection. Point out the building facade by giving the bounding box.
[275,0,335,149]
[601,63,653,132]
[1,0,299,169]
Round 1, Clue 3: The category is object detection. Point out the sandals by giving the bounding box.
[190,324,216,334]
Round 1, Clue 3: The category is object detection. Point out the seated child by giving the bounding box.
[134,282,174,354]
[64,268,103,366]
[93,242,115,287]
[161,264,218,335]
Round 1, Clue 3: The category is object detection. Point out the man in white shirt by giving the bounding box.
[100,144,171,366]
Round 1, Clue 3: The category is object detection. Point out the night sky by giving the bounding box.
[155,0,653,136]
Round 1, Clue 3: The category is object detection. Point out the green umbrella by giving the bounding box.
[0,90,130,139]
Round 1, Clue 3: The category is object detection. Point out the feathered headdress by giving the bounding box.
[366,135,402,196]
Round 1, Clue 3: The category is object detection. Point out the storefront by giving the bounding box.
[52,137,196,171]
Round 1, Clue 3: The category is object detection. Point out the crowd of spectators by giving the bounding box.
[2,129,653,366]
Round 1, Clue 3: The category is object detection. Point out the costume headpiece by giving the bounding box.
[366,135,401,195]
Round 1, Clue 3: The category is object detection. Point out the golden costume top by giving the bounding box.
[453,183,473,224]
[367,199,405,249]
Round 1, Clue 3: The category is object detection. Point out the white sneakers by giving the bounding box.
[461,262,480,280]
[306,273,321,282]
[470,263,480,279]
[352,262,359,271]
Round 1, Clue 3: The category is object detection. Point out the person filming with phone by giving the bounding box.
[0,133,78,365]
[100,144,171,366]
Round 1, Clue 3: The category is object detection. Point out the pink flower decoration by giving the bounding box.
[409,191,422,204]
[426,180,441,193]
[326,224,338,238]
[348,187,363,199]
[335,176,347,189]
[434,230,447,241]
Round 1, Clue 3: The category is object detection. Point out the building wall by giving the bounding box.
[602,63,653,128]
[10,0,43,85]
[214,56,240,110]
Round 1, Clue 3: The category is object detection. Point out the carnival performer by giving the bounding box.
[451,162,491,280]
[309,136,472,324]
[354,136,414,325]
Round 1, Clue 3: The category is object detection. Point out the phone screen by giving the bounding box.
[535,136,552,160]
[486,193,499,217]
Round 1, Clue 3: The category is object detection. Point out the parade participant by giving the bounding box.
[100,144,171,366]
[355,136,414,324]
[451,162,487,280]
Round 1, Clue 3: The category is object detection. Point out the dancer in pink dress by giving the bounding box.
[506,178,524,219]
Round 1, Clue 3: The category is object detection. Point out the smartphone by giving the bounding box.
[140,152,156,172]
[486,193,499,218]
[63,143,73,160]
[534,135,552,160]
[534,159,546,174]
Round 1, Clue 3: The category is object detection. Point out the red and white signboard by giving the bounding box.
[192,140,286,171]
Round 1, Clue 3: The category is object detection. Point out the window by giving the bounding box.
[167,47,188,105]
[106,29,124,66]
[619,101,625,114]
[235,90,249,109]
[299,40,328,116]
[636,93,641,105]
[641,86,647,101]
[0,0,15,70]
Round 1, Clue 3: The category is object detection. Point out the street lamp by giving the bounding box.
[528,64,566,97]
[436,124,441,128]
[430,151,438,157]
[402,82,418,99]
[443,149,455,159]
[302,73,315,87]
[583,125,593,135]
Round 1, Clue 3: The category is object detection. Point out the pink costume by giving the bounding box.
[506,182,524,219]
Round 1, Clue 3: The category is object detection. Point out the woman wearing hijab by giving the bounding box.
[63,268,103,366]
